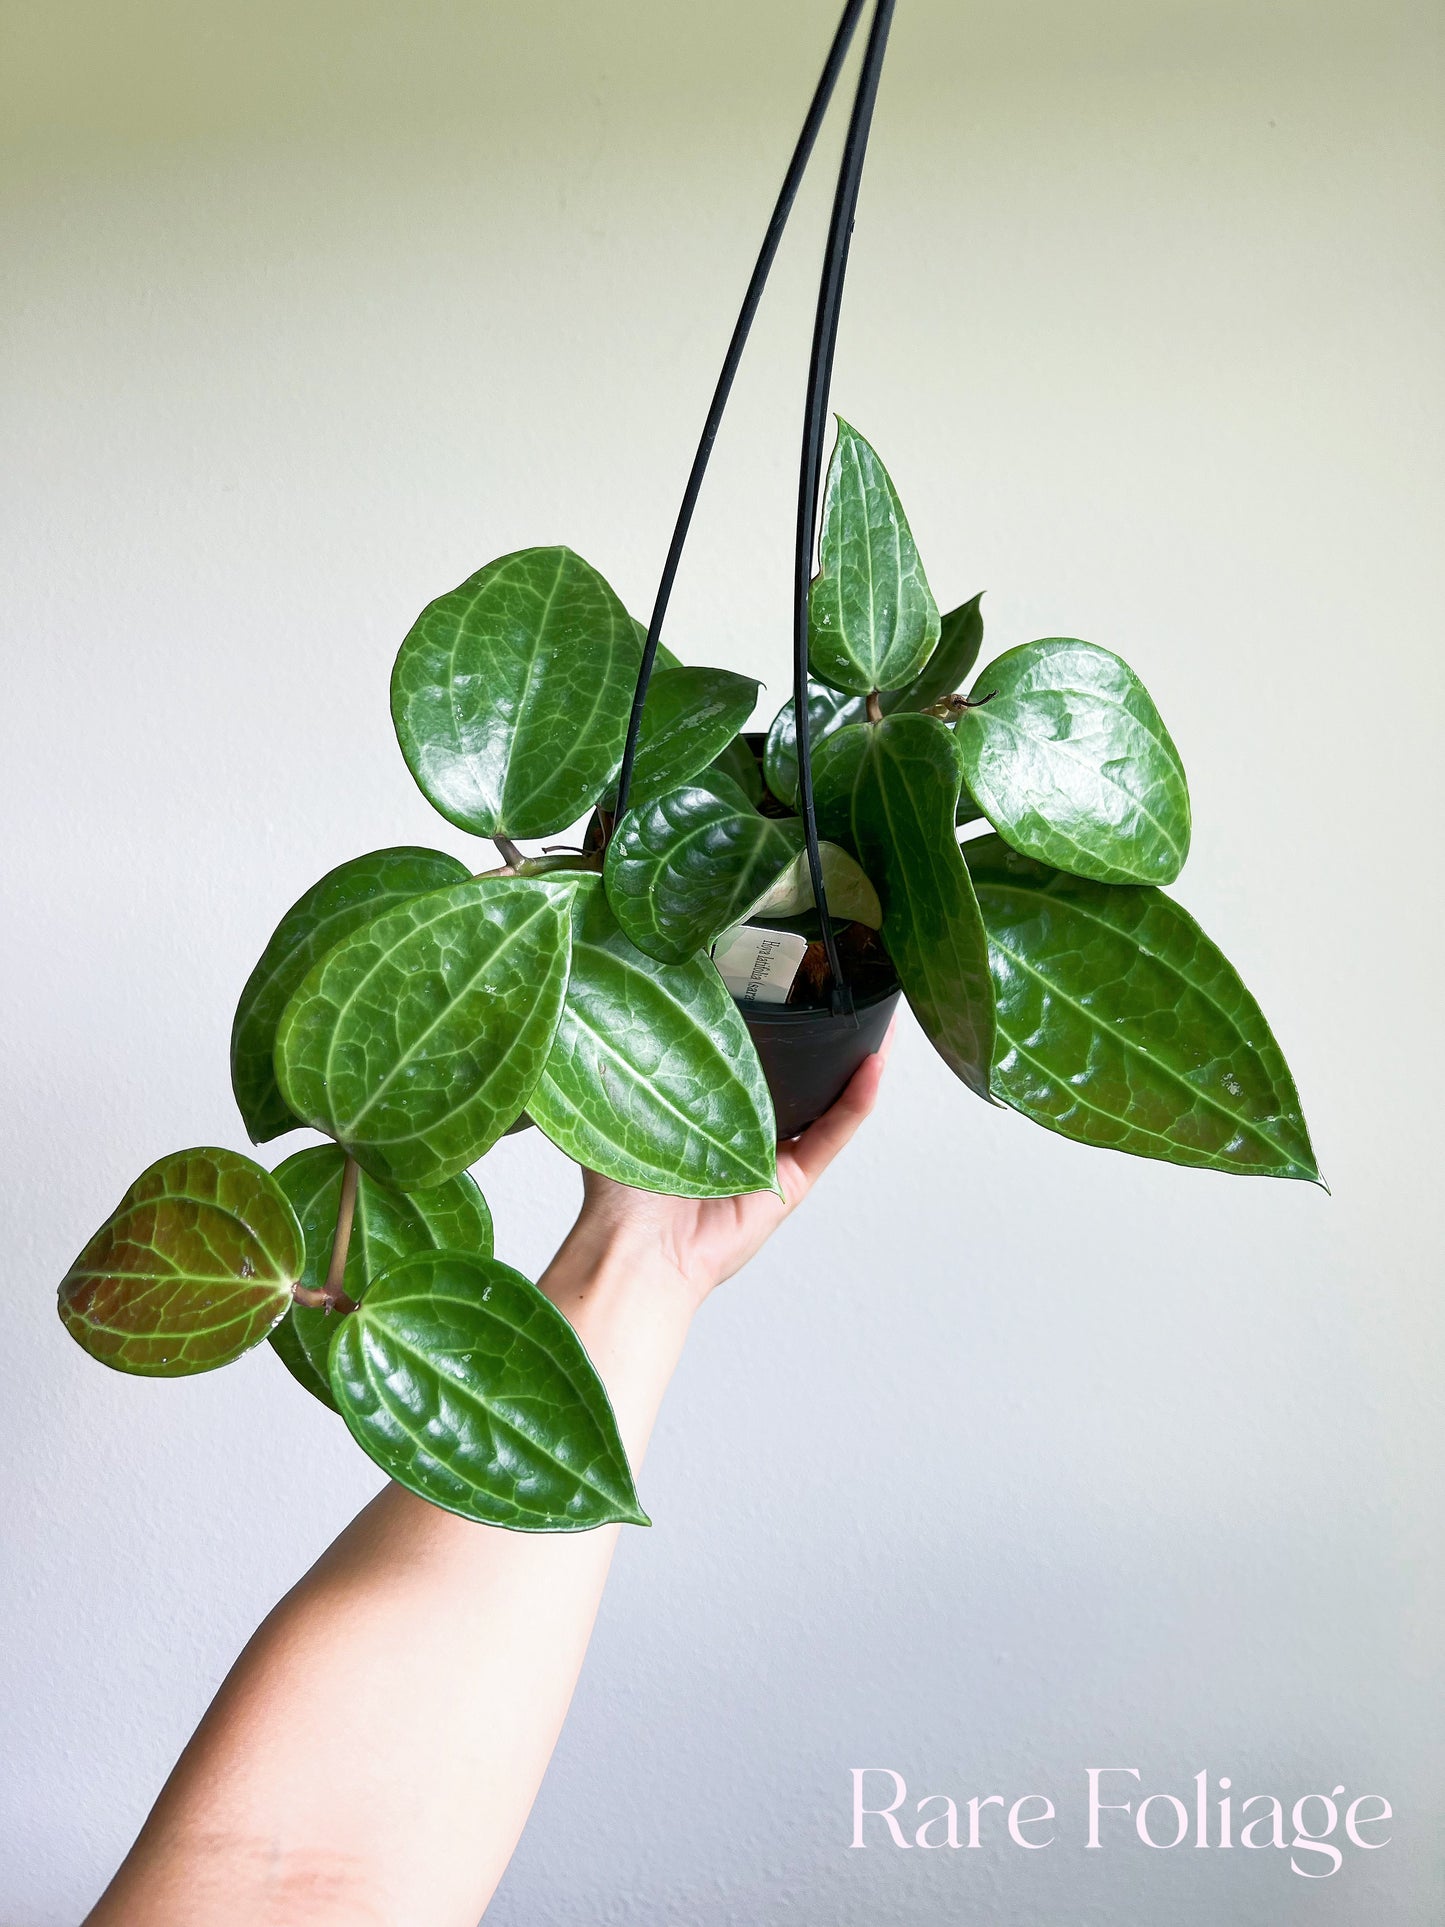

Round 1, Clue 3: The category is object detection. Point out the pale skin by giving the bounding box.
[86,1020,894,1927]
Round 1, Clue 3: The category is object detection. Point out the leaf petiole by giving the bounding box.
[291,1154,361,1315]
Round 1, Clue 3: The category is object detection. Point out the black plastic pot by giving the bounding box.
[742,979,900,1140]
[724,731,900,1137]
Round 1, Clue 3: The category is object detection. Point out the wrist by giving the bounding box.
[537,1214,697,1467]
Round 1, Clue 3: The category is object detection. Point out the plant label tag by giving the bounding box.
[712,923,808,1007]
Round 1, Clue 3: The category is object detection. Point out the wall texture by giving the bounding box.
[2,3,1441,1921]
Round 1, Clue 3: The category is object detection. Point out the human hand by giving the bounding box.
[565,1012,898,1312]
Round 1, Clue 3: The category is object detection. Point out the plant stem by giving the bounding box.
[292,1154,361,1315]
[493,834,525,869]
[866,690,883,723]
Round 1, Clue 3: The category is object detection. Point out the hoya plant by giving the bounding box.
[57,416,1317,1536]
[55,3,1315,1539]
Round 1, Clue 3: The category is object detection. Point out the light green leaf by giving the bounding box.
[814,714,995,1099]
[964,836,1318,1179]
[391,546,639,840]
[604,784,800,964]
[58,1148,303,1377]
[230,847,470,1145]
[275,875,576,1189]
[609,665,759,808]
[269,1145,494,1411]
[530,878,778,1197]
[958,638,1191,884]
[808,419,940,695]
[329,1252,646,1530]
[745,842,881,928]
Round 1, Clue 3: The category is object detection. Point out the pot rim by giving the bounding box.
[735,977,901,1029]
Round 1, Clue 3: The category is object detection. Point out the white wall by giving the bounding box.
[2,3,1440,1921]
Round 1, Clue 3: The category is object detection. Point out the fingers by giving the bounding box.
[782,1012,898,1197]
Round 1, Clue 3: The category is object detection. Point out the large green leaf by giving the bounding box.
[814,714,996,1100]
[608,665,760,809]
[391,546,639,840]
[275,875,575,1189]
[268,1146,494,1411]
[964,836,1318,1179]
[58,1148,303,1377]
[958,639,1191,885]
[890,592,985,709]
[530,879,778,1196]
[230,847,470,1145]
[329,1252,646,1531]
[808,419,940,696]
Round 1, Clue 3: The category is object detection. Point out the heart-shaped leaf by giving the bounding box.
[58,1148,303,1377]
[808,419,940,696]
[888,592,985,709]
[814,714,996,1100]
[530,878,778,1196]
[269,1145,494,1410]
[230,847,471,1145]
[610,666,759,809]
[391,546,639,840]
[605,784,799,965]
[275,875,576,1189]
[957,639,1191,885]
[964,835,1319,1179]
[328,1252,646,1531]
[705,733,765,807]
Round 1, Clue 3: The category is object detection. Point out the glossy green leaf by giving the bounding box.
[58,1148,303,1377]
[605,784,799,965]
[964,835,1318,1179]
[329,1252,646,1531]
[391,546,639,840]
[230,847,470,1145]
[530,879,778,1196]
[814,714,996,1100]
[890,592,985,709]
[275,875,575,1189]
[268,1145,494,1410]
[705,732,765,806]
[958,639,1191,885]
[808,419,940,696]
[609,666,760,809]
[763,683,866,809]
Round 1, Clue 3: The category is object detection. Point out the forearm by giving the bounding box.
[88,1221,696,1927]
